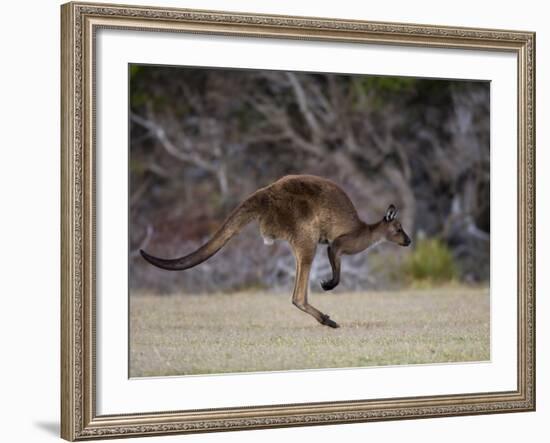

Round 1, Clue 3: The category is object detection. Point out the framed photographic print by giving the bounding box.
[61,1,536,440]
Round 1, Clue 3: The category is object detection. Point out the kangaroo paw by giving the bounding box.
[320,314,340,328]
[321,279,337,291]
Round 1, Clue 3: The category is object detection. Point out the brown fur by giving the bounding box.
[141,174,411,328]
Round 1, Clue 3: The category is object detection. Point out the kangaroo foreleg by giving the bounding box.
[321,245,341,291]
[291,244,339,328]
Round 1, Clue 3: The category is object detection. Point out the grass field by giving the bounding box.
[129,287,489,377]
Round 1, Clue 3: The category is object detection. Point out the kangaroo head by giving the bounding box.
[381,204,411,247]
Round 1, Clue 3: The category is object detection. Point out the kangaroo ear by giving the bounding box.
[384,204,398,222]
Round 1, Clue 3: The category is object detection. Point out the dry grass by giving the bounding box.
[130,287,489,377]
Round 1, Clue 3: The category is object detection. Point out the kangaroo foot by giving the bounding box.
[321,279,338,291]
[320,313,340,328]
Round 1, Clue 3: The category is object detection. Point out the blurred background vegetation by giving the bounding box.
[129,65,490,293]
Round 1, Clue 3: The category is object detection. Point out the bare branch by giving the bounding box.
[130,176,151,207]
[285,72,322,141]
[131,112,218,172]
[245,95,326,158]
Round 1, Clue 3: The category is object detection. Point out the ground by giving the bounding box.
[129,287,489,377]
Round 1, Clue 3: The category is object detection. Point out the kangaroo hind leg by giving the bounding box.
[291,241,339,328]
[321,244,341,291]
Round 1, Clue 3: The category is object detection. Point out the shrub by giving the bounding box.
[402,238,458,285]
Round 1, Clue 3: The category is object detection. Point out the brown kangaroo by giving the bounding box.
[141,174,411,328]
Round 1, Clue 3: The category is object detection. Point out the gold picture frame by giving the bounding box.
[61,1,536,440]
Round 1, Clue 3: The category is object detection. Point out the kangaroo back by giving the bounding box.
[140,193,262,271]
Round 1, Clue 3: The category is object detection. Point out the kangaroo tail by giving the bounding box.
[140,193,262,271]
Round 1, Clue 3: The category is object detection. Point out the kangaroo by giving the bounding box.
[141,174,411,328]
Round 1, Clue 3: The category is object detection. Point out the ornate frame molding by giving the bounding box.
[61,2,535,440]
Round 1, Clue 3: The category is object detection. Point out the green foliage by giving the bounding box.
[351,75,419,111]
[355,76,417,93]
[402,238,458,285]
[129,64,142,79]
